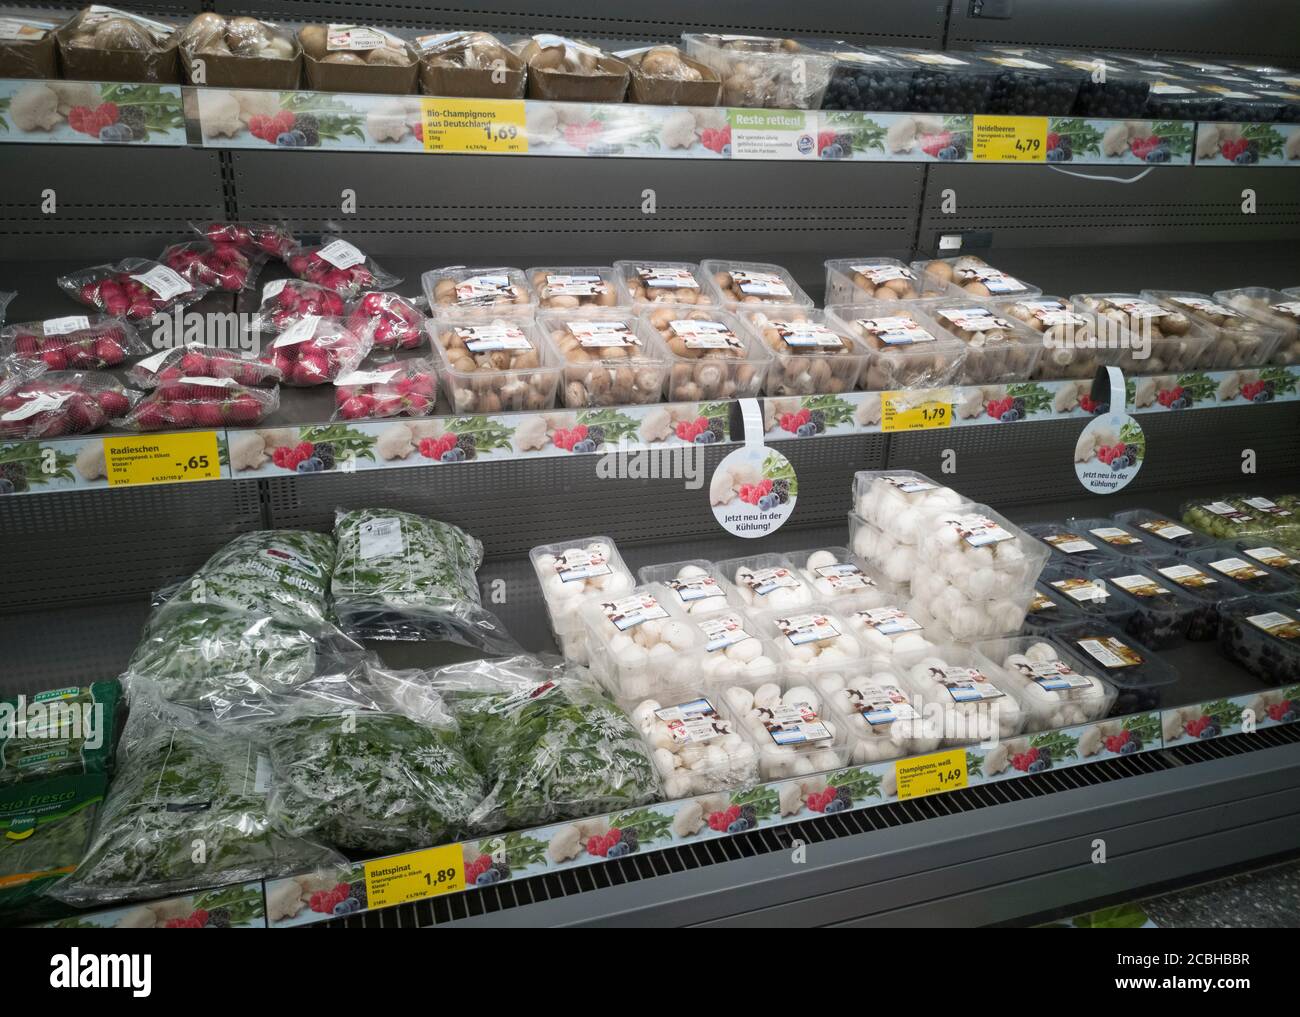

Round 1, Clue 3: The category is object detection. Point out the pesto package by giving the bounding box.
[0,682,120,785]
[331,507,517,652]
[0,774,105,920]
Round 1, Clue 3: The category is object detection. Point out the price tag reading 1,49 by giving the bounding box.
[896,749,968,800]
[972,115,1048,162]
[103,431,222,488]
[422,97,528,155]
[881,391,952,432]
[364,843,464,910]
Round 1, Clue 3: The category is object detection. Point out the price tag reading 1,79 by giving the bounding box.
[881,391,951,432]
[972,115,1048,162]
[103,431,222,487]
[364,843,464,910]
[896,749,968,800]
[422,97,528,154]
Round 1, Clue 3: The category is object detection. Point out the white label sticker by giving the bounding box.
[134,347,175,373]
[567,320,639,348]
[327,24,391,51]
[261,278,288,302]
[315,240,366,270]
[742,567,799,596]
[763,703,831,746]
[730,270,791,298]
[953,514,1014,547]
[0,17,53,41]
[1090,526,1143,546]
[1244,546,1299,569]
[938,666,1005,702]
[1269,301,1300,320]
[1111,298,1167,319]
[855,316,936,346]
[335,368,403,387]
[1246,612,1300,639]
[1138,519,1193,541]
[813,562,874,591]
[1051,577,1110,603]
[696,612,751,652]
[850,264,915,284]
[881,474,936,494]
[603,594,668,631]
[359,517,403,560]
[455,274,512,304]
[41,316,91,336]
[545,274,607,297]
[772,322,846,349]
[855,607,921,635]
[637,266,698,289]
[670,319,744,351]
[1170,295,1238,318]
[274,315,321,347]
[665,576,724,605]
[655,698,727,744]
[1,391,70,422]
[1243,496,1291,517]
[458,325,532,353]
[779,613,840,646]
[1043,533,1097,555]
[552,548,611,582]
[130,265,192,301]
[1076,636,1142,668]
[1027,660,1095,692]
[953,266,1025,294]
[1110,574,1170,598]
[1157,563,1217,588]
[1208,557,1269,581]
[843,684,918,725]
[938,306,1016,332]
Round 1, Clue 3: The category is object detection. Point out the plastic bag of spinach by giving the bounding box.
[0,773,105,921]
[53,692,340,908]
[125,595,366,721]
[430,655,661,832]
[0,682,120,785]
[262,664,485,855]
[168,529,336,627]
[331,507,518,652]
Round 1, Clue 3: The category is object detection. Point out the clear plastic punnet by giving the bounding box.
[431,314,560,413]
[841,601,941,668]
[580,587,705,702]
[1146,555,1246,612]
[1039,562,1139,626]
[913,256,1041,301]
[927,300,1044,385]
[627,690,758,798]
[848,510,922,590]
[914,503,1050,603]
[976,635,1117,732]
[537,311,668,408]
[1141,290,1284,370]
[1069,292,1211,376]
[1181,494,1300,542]
[823,258,943,307]
[1023,521,1119,569]
[637,559,737,617]
[1184,545,1294,596]
[1226,539,1300,582]
[701,259,814,310]
[1095,560,1220,647]
[903,644,1027,746]
[422,266,535,319]
[527,266,625,312]
[739,307,868,398]
[825,303,966,391]
[893,49,997,113]
[718,673,850,780]
[745,607,864,678]
[717,553,817,613]
[1212,288,1300,367]
[996,296,1108,381]
[1113,508,1215,552]
[823,663,942,765]
[681,33,834,109]
[968,50,1084,115]
[1217,594,1300,687]
[1021,581,1089,633]
[1046,51,1151,118]
[640,306,771,401]
[689,608,779,683]
[784,547,895,609]
[1063,516,1163,559]
[1052,622,1180,714]
[530,535,635,665]
[852,470,971,546]
[614,261,713,307]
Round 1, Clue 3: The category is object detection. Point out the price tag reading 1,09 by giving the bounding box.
[972,115,1048,162]
[881,391,951,432]
[422,97,528,154]
[364,843,464,910]
[895,749,968,800]
[103,431,222,487]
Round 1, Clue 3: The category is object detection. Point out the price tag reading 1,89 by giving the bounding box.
[422,98,528,154]
[363,843,464,910]
[881,391,952,432]
[972,115,1048,162]
[895,749,968,800]
[103,431,222,487]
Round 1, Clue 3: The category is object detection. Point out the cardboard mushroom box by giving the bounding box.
[0,14,60,78]
[178,12,301,89]
[516,34,629,102]
[55,5,181,83]
[619,45,721,106]
[415,30,525,99]
[299,23,418,94]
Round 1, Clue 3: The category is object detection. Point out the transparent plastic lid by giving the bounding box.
[823,257,942,306]
[746,607,865,675]
[719,674,850,779]
[902,643,1027,745]
[783,546,894,607]
[976,634,1117,716]
[429,314,560,413]
[422,266,534,317]
[614,260,713,307]
[526,266,626,311]
[580,585,705,701]
[914,256,1041,301]
[629,689,758,796]
[700,259,814,309]
[852,470,971,545]
[637,559,736,616]
[841,602,940,667]
[1051,623,1180,688]
[1143,555,1239,605]
[1184,545,1293,595]
[1023,521,1119,568]
[1112,508,1214,551]
[1063,516,1162,558]
[1039,562,1138,621]
[717,553,817,612]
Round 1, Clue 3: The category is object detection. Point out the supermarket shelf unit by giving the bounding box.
[2,0,1300,927]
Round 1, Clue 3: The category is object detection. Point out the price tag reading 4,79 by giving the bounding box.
[103,431,223,487]
[364,843,464,910]
[896,749,968,800]
[973,115,1048,162]
[881,391,952,432]
[422,97,528,155]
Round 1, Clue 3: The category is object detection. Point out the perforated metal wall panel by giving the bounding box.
[0,600,151,696]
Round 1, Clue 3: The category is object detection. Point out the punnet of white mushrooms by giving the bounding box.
[843,605,937,668]
[848,511,920,589]
[722,679,846,779]
[853,470,969,546]
[639,559,734,615]
[907,651,1026,745]
[908,570,1028,641]
[985,637,1116,731]
[916,505,1045,599]
[632,693,757,797]
[824,670,942,765]
[693,610,778,681]
[531,536,635,665]
[721,555,815,611]
[580,587,701,700]
[786,547,892,608]
[753,610,862,675]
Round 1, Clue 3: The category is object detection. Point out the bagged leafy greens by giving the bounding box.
[1,682,120,785]
[53,692,339,908]
[262,665,484,855]
[168,529,336,627]
[0,774,105,921]
[331,507,518,652]
[431,655,660,832]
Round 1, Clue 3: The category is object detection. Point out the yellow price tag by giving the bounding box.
[103,431,222,487]
[880,391,951,432]
[972,115,1047,162]
[896,749,968,800]
[364,843,464,909]
[422,98,527,154]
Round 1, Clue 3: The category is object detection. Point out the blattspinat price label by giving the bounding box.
[881,391,952,432]
[364,843,464,909]
[973,115,1047,162]
[422,98,528,154]
[896,748,968,799]
[103,432,222,487]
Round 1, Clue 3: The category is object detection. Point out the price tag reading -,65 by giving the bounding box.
[103,431,222,487]
[895,748,968,800]
[364,843,464,909]
[881,391,951,432]
[972,115,1047,162]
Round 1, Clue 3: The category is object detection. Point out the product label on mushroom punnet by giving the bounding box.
[881,474,936,494]
[553,548,610,582]
[779,613,840,645]
[731,270,791,298]
[937,667,1005,702]
[637,266,698,289]
[955,267,1024,294]
[130,265,191,301]
[1171,295,1239,318]
[845,684,918,725]
[1243,496,1291,517]
[696,612,751,651]
[1270,302,1300,320]
[764,704,832,746]
[954,514,1014,547]
[1246,612,1300,640]
[655,698,726,743]
[665,575,724,604]
[458,325,532,353]
[2,391,70,422]
[856,316,936,345]
[358,517,404,561]
[0,17,54,40]
[316,240,367,269]
[568,320,640,348]
[1043,533,1097,554]
[1076,636,1143,668]
[1110,574,1170,598]
[602,594,668,631]
[772,322,846,349]
[813,562,874,590]
[1111,299,1167,319]
[1157,563,1217,588]
[327,24,390,51]
[1089,526,1143,546]
[1139,519,1193,540]
[545,274,606,296]
[455,275,512,304]
[1208,557,1270,582]
[851,265,915,284]
[274,315,322,347]
[41,315,91,336]
[1028,661,1095,692]
[1051,577,1110,603]
[670,320,744,351]
[938,307,1015,332]
[856,606,922,634]
[1021,299,1085,326]
[1245,547,1299,569]
[744,567,799,596]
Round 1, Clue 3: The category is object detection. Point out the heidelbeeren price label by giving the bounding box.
[972,115,1047,162]
[422,97,528,154]
[364,843,464,908]
[896,748,967,800]
[103,432,222,487]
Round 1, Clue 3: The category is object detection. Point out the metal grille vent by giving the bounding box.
[319,724,1300,927]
